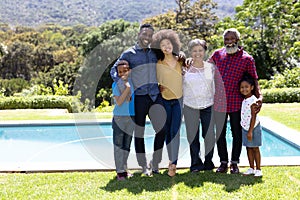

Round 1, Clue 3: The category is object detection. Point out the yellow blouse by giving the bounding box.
[156,59,183,100]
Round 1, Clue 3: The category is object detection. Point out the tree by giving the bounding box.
[33,61,80,94]
[53,46,78,65]
[0,23,84,94]
[0,43,7,59]
[74,20,139,107]
[0,41,34,80]
[80,19,136,56]
[175,0,218,40]
[233,0,300,77]
[144,0,218,47]
[31,44,55,75]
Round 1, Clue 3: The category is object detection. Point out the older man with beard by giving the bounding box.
[209,28,262,174]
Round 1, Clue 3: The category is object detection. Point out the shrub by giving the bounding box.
[262,88,300,103]
[18,79,70,97]
[276,67,300,88]
[0,78,30,96]
[95,101,113,112]
[96,88,112,106]
[18,84,53,96]
[0,88,5,97]
[95,106,113,112]
[260,67,300,89]
[53,79,69,95]
[0,95,83,112]
[258,79,271,89]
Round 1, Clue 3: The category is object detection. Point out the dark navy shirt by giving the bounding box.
[110,44,159,100]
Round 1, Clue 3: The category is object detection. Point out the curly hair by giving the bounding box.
[151,29,181,60]
[238,72,258,97]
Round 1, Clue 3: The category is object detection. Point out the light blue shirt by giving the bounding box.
[112,80,135,116]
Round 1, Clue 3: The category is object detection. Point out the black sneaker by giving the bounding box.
[204,160,215,170]
[230,164,239,174]
[117,172,127,181]
[216,163,228,173]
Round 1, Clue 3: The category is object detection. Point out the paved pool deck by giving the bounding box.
[0,116,299,173]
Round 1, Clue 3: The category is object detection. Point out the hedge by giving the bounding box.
[0,95,83,113]
[261,88,300,103]
[0,89,299,112]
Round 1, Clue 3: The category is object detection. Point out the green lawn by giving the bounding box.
[1,167,300,199]
[259,103,300,132]
[0,109,113,120]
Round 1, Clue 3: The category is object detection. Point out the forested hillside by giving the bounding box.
[0,0,243,27]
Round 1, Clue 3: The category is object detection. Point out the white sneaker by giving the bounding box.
[142,166,152,176]
[243,168,255,175]
[254,169,263,177]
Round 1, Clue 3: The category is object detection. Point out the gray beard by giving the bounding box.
[225,44,239,54]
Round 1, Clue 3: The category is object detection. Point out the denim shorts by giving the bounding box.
[242,123,262,147]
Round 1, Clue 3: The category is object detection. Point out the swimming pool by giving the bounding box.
[1,121,300,172]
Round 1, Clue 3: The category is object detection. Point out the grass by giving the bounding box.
[259,103,300,132]
[1,167,300,199]
[0,109,113,120]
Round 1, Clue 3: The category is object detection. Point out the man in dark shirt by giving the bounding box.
[110,24,166,175]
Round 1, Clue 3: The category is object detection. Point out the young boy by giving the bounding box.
[112,60,135,181]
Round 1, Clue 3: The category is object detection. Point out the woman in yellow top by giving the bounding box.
[151,29,183,177]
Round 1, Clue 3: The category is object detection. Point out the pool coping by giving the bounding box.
[260,117,300,149]
[0,117,299,173]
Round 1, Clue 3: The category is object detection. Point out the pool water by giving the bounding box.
[0,123,299,169]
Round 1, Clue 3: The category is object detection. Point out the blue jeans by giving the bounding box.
[112,116,134,173]
[242,123,262,147]
[214,110,242,164]
[134,94,166,167]
[183,105,215,171]
[163,98,183,165]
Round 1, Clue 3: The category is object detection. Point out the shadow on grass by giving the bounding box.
[176,170,263,192]
[100,169,263,194]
